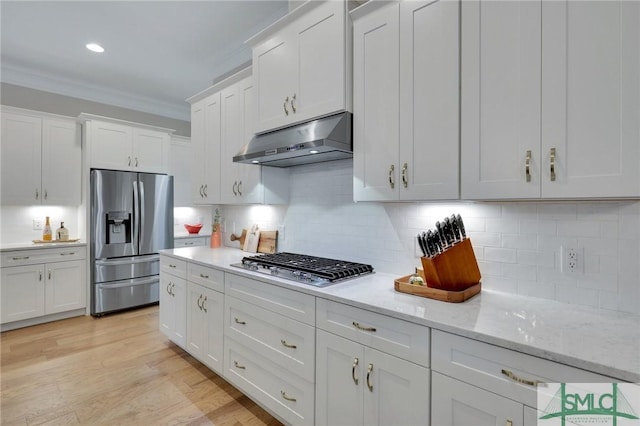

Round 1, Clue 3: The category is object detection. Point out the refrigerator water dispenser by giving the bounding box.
[106,211,131,244]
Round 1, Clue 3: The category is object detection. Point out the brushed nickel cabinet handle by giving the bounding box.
[281,390,296,402]
[291,94,297,113]
[169,283,175,296]
[353,321,376,332]
[197,294,203,310]
[283,96,289,116]
[388,164,395,189]
[281,339,297,349]
[44,189,48,200]
[199,185,204,198]
[184,242,194,246]
[12,256,30,260]
[39,271,42,281]
[202,296,207,313]
[166,282,172,294]
[48,270,51,280]
[401,163,408,188]
[128,156,131,166]
[525,150,532,182]
[352,357,359,385]
[135,157,139,167]
[199,273,209,279]
[35,188,39,200]
[501,369,541,387]
[60,252,75,256]
[168,264,176,268]
[232,181,238,196]
[203,184,208,197]
[237,181,242,196]
[234,360,246,369]
[234,317,246,325]
[550,148,556,181]
[366,363,374,392]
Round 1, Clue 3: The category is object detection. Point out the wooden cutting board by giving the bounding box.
[230,229,247,247]
[257,231,278,254]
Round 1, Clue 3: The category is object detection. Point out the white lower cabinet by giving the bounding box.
[186,282,224,373]
[316,299,430,426]
[316,329,430,426]
[432,371,524,426]
[0,247,86,326]
[223,272,315,425]
[159,258,186,348]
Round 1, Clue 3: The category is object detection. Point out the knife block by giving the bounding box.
[420,238,481,291]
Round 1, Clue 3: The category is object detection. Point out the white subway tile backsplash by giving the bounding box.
[220,160,639,313]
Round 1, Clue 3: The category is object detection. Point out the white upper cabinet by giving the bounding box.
[169,135,192,207]
[190,92,221,204]
[82,115,172,173]
[250,1,351,134]
[1,108,80,206]
[353,0,459,202]
[462,0,639,199]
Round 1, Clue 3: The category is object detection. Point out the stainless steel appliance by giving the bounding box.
[90,169,173,315]
[230,252,373,287]
[233,112,352,167]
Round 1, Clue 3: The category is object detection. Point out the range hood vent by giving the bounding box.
[233,112,352,167]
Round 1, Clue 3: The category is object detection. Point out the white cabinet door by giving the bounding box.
[431,371,523,426]
[169,136,192,207]
[363,347,430,426]
[461,0,542,200]
[294,0,346,124]
[133,128,169,173]
[191,93,221,204]
[399,0,459,200]
[159,273,186,348]
[541,0,640,198]
[186,282,224,373]
[1,113,42,205]
[0,265,45,323]
[41,119,81,205]
[45,260,85,314]
[237,77,262,204]
[353,2,400,202]
[89,121,134,170]
[315,330,364,426]
[254,30,297,133]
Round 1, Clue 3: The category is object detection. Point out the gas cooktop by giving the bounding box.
[230,252,374,287]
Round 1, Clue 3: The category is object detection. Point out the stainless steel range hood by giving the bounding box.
[233,112,352,167]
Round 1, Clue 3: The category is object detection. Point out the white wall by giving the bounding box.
[222,159,640,314]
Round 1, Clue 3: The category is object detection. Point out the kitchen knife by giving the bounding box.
[417,233,427,257]
[442,217,455,246]
[435,221,447,249]
[450,214,461,243]
[422,232,432,257]
[456,214,466,239]
[427,230,439,256]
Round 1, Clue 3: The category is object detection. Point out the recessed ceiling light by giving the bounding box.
[309,150,319,154]
[251,160,260,164]
[86,43,105,53]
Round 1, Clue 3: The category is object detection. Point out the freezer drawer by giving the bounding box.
[93,255,159,283]
[93,275,159,315]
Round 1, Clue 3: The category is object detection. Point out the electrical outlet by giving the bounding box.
[562,246,582,273]
[33,219,43,230]
[278,225,286,241]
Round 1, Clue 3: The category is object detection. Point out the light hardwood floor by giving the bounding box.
[0,305,282,426]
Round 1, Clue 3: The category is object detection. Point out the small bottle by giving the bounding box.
[56,222,69,241]
[42,216,52,241]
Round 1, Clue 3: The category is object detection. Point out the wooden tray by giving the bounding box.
[394,274,481,303]
[33,239,80,244]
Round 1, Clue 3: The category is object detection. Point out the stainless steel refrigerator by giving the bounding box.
[90,169,173,316]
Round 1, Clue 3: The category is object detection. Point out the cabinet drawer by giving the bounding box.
[160,256,186,278]
[1,246,86,267]
[225,296,315,381]
[224,336,314,426]
[316,298,430,367]
[174,237,207,248]
[431,330,619,408]
[187,263,223,292]
[224,273,315,326]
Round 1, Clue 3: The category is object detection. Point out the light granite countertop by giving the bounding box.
[160,246,640,382]
[0,241,87,252]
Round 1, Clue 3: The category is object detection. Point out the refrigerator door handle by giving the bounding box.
[133,180,140,253]
[97,276,158,289]
[139,180,145,250]
[94,254,159,266]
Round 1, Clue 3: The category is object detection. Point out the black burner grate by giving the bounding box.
[241,252,374,282]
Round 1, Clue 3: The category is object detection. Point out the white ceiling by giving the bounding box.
[1,1,290,121]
